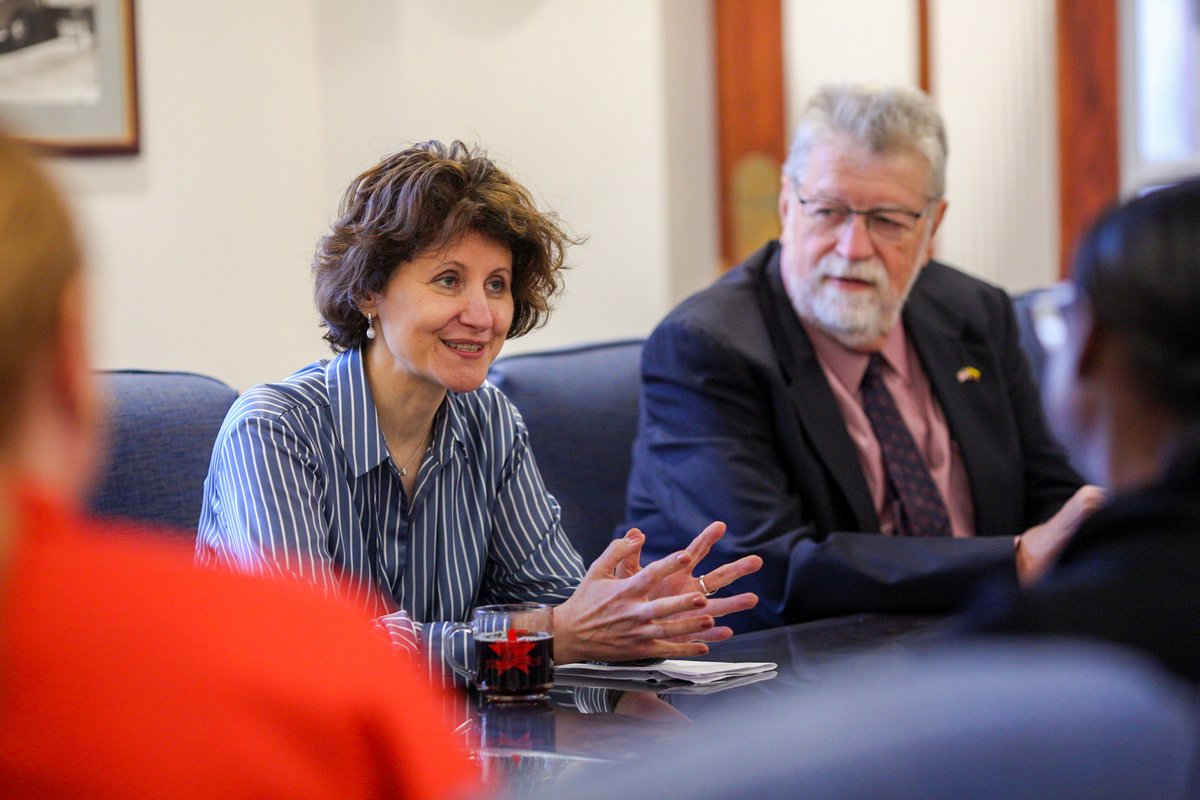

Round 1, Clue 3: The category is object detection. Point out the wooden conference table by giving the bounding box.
[456,613,950,789]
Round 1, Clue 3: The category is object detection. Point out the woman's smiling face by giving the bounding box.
[361,231,514,394]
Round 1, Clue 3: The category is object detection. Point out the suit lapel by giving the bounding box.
[903,285,997,529]
[759,254,879,531]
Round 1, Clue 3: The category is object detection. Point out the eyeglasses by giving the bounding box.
[1030,282,1078,353]
[794,195,932,244]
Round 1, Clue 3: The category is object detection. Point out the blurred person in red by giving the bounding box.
[0,132,479,798]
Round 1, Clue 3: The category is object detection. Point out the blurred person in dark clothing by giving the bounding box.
[965,177,1200,683]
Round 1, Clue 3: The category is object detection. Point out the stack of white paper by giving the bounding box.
[555,659,776,687]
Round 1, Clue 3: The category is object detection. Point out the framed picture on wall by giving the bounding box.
[0,0,138,155]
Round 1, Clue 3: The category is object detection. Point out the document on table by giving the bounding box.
[555,659,777,687]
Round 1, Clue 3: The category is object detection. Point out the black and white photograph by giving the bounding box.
[0,0,136,153]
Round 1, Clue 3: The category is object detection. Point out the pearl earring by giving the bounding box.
[365,312,376,340]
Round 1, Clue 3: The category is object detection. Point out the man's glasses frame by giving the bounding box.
[794,194,935,244]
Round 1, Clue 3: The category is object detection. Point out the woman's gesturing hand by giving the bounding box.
[619,521,762,630]
[552,524,762,665]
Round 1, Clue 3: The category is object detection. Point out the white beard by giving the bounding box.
[787,253,913,350]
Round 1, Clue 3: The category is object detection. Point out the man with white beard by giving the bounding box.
[622,84,1101,632]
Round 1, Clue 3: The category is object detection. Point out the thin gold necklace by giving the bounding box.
[398,429,430,478]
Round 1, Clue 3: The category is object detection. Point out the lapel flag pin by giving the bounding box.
[956,366,981,383]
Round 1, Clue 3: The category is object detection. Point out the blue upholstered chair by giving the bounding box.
[487,339,643,564]
[88,370,238,534]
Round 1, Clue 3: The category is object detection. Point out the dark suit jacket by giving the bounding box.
[963,440,1200,684]
[624,241,1083,631]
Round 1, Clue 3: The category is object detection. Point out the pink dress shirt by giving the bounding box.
[800,320,976,538]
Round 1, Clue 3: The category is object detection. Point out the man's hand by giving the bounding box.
[1016,485,1105,586]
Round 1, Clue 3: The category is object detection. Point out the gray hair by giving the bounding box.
[783,84,948,199]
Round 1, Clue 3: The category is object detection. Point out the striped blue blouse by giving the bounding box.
[196,347,587,673]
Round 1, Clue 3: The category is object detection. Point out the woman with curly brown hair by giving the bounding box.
[197,141,761,670]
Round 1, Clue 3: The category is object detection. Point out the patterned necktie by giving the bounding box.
[859,354,951,537]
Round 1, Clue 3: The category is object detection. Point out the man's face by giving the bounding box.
[778,136,947,352]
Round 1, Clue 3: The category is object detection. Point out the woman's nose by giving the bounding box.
[458,288,493,329]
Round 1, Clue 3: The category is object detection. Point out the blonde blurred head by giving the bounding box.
[0,131,96,499]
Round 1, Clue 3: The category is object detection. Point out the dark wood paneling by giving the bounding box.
[713,0,786,268]
[917,0,932,93]
[1056,0,1120,277]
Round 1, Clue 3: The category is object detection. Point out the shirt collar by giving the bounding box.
[326,348,389,477]
[433,391,470,464]
[799,318,911,393]
[326,347,470,477]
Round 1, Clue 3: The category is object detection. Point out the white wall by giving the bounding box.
[43,1,1058,391]
[782,0,918,113]
[931,0,1060,291]
[50,1,330,392]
